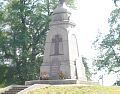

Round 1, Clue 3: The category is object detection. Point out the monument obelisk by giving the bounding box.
[40,0,87,81]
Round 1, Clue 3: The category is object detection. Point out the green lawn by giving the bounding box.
[27,85,120,94]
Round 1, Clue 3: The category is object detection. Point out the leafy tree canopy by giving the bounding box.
[93,8,120,74]
[0,0,74,85]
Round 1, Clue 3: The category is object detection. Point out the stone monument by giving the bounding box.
[25,0,88,85]
[40,0,87,81]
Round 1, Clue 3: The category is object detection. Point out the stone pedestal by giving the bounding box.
[25,79,98,85]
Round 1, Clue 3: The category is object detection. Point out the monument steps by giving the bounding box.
[1,85,28,94]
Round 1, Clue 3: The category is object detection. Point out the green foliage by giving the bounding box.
[0,65,8,85]
[27,86,120,94]
[93,8,120,73]
[0,65,16,86]
[0,0,75,85]
[82,57,92,80]
[113,0,120,6]
[1,0,47,84]
[114,80,120,86]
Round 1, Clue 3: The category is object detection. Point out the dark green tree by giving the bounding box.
[113,0,120,6]
[0,0,75,85]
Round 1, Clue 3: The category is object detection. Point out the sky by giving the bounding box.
[73,0,116,86]
[75,0,115,58]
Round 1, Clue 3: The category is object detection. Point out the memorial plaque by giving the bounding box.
[51,66,59,76]
[50,59,60,79]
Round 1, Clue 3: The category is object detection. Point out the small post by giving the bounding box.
[99,75,103,85]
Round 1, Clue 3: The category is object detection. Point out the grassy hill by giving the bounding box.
[27,85,120,94]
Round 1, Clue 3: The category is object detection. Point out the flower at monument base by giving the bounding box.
[58,71,65,79]
[41,72,49,80]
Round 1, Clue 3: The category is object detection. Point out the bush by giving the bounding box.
[0,65,16,86]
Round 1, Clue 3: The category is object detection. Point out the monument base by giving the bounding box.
[25,79,98,85]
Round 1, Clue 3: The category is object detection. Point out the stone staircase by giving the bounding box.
[1,85,28,94]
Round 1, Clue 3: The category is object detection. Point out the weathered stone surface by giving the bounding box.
[40,1,87,81]
[26,79,78,85]
[25,80,98,85]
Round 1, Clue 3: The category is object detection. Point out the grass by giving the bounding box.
[27,85,120,94]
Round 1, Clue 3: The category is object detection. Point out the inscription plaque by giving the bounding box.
[51,66,59,76]
[50,59,60,79]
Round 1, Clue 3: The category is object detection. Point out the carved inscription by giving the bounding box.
[51,66,59,76]
[50,58,60,79]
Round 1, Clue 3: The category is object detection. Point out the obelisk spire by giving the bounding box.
[59,0,65,5]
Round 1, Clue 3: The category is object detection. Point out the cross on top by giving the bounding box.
[59,0,65,4]
[52,35,62,55]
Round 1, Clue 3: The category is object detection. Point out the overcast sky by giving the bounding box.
[74,0,115,58]
[74,0,116,86]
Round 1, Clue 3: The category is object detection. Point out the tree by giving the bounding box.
[93,8,120,74]
[0,0,75,85]
[114,80,120,86]
[113,0,120,6]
